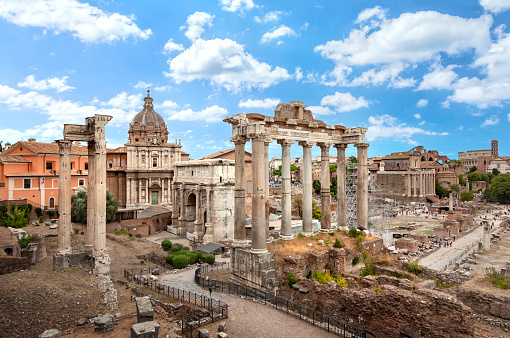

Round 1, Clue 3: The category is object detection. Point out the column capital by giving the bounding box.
[231,135,248,144]
[57,140,72,154]
[247,133,269,142]
[317,142,333,150]
[298,140,315,148]
[277,139,295,147]
[355,143,369,148]
[334,143,348,150]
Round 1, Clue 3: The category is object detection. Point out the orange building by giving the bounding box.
[0,139,88,210]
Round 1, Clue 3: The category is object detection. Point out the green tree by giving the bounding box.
[460,191,474,201]
[330,175,337,200]
[71,188,120,224]
[313,180,321,195]
[458,175,466,186]
[290,164,299,171]
[3,207,29,228]
[292,195,303,219]
[435,180,450,199]
[329,164,337,172]
[349,156,357,164]
[469,166,477,173]
[483,173,510,203]
[492,168,500,176]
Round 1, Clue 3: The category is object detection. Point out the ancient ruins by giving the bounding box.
[225,101,369,288]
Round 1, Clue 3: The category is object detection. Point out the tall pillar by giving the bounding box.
[126,178,131,206]
[138,179,142,205]
[356,143,369,230]
[299,141,313,234]
[179,183,186,232]
[93,138,108,253]
[203,186,213,242]
[232,136,247,243]
[146,178,149,204]
[278,139,294,239]
[86,142,96,250]
[57,140,72,255]
[318,142,331,231]
[171,182,178,226]
[264,138,271,242]
[194,187,201,235]
[250,134,267,253]
[335,144,348,228]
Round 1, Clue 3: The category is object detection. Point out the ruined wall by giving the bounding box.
[0,256,30,274]
[455,287,510,321]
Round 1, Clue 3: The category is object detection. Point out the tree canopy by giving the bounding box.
[71,188,120,224]
[435,180,450,199]
[349,156,357,164]
[273,164,299,177]
[483,173,510,203]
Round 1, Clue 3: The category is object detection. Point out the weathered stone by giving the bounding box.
[218,333,228,338]
[130,321,160,338]
[198,329,210,338]
[39,329,59,338]
[136,296,154,323]
[77,317,88,326]
[218,321,226,332]
[94,314,114,333]
[417,280,436,289]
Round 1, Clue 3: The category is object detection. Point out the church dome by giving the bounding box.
[128,90,169,145]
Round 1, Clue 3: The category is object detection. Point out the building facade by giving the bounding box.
[458,140,498,172]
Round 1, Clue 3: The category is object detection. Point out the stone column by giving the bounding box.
[335,144,348,228]
[278,139,294,239]
[146,178,149,204]
[232,136,247,244]
[264,138,271,242]
[203,187,213,242]
[250,134,267,253]
[93,139,108,253]
[179,183,186,232]
[138,179,142,205]
[318,142,331,232]
[57,140,72,255]
[356,143,369,230]
[299,141,313,234]
[171,182,178,226]
[194,187,201,235]
[406,174,410,197]
[126,178,131,206]
[86,142,96,250]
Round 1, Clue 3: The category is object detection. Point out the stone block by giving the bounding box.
[136,296,154,323]
[94,314,114,333]
[218,333,228,338]
[198,329,210,338]
[130,321,160,338]
[39,329,59,338]
[218,321,226,332]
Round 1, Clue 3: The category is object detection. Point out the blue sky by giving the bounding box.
[1,0,510,160]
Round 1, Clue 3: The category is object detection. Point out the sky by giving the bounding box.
[1,0,510,161]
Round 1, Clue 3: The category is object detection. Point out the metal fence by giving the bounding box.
[124,269,228,338]
[195,263,366,338]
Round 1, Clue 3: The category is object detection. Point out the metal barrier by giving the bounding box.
[195,263,366,338]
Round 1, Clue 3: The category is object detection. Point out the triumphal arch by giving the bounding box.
[224,101,368,289]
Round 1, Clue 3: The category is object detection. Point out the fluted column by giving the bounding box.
[194,187,201,234]
[146,178,149,203]
[264,138,271,242]
[232,136,247,243]
[318,142,331,231]
[250,134,267,253]
[57,140,72,255]
[94,137,108,253]
[171,182,178,226]
[179,183,185,220]
[203,186,213,242]
[299,141,313,234]
[356,143,369,230]
[278,139,294,239]
[86,142,96,250]
[335,144,348,228]
[126,178,131,207]
[138,179,142,204]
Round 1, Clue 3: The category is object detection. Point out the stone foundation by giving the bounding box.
[92,250,111,275]
[231,246,278,290]
[97,274,118,311]
[52,251,90,271]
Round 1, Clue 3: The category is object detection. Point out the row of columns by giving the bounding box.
[406,171,435,197]
[126,177,171,205]
[232,135,369,253]
[171,182,213,239]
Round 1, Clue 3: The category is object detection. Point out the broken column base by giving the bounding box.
[53,251,91,271]
[92,249,111,275]
[131,321,160,338]
[230,246,278,291]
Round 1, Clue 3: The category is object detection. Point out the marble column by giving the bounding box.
[86,142,96,250]
[278,139,294,239]
[57,140,72,255]
[138,179,142,205]
[93,137,108,253]
[264,138,271,242]
[171,182,178,226]
[318,143,331,231]
[203,187,213,242]
[251,134,267,253]
[126,178,131,207]
[299,141,313,234]
[335,144,348,228]
[194,187,201,235]
[356,143,369,230]
[232,136,247,243]
[146,178,149,204]
[179,183,185,221]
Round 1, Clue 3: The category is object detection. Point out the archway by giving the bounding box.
[421,156,426,161]
[49,197,55,209]
[149,183,161,205]
[186,192,196,233]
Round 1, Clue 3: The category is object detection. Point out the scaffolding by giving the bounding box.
[346,163,358,228]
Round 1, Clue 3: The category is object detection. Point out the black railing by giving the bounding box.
[195,263,366,338]
[124,269,228,338]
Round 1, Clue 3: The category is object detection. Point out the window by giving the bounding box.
[85,163,88,170]
[0,182,5,188]
[70,162,73,170]
[78,179,85,187]
[24,179,31,189]
[153,158,157,167]
[46,162,53,170]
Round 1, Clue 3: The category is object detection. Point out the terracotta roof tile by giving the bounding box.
[108,147,126,154]
[4,141,88,156]
[0,155,30,163]
[200,148,252,160]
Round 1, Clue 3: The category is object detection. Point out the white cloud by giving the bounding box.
[479,0,510,13]
[349,62,408,87]
[413,113,422,119]
[315,11,492,86]
[183,12,214,42]
[17,75,74,92]
[419,121,426,125]
[0,85,21,100]
[255,11,282,23]
[167,105,228,122]
[306,106,335,115]
[261,24,297,43]
[239,98,280,109]
[390,77,416,88]
[0,0,151,43]
[416,99,428,107]
[355,6,388,27]
[166,38,290,91]
[220,0,256,13]
[366,114,447,144]
[320,92,369,112]
[418,64,458,90]
[158,100,179,109]
[481,115,499,127]
[294,67,303,81]
[163,38,185,54]
[133,81,152,89]
[153,85,172,92]
[101,92,142,110]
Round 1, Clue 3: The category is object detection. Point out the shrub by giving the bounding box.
[114,230,127,235]
[329,232,335,236]
[19,235,35,249]
[171,243,183,252]
[165,255,173,265]
[172,255,189,269]
[436,280,453,289]
[47,210,55,217]
[204,254,215,265]
[297,232,304,238]
[287,273,297,287]
[407,262,423,275]
[161,239,173,251]
[35,208,42,217]
[182,246,190,251]
[333,239,345,248]
[0,205,7,215]
[360,249,376,277]
[196,251,205,262]
[38,216,44,223]
[352,256,360,266]
[348,228,365,239]
[484,267,510,289]
[179,250,190,255]
[27,204,32,212]
[186,253,197,265]
[312,270,347,287]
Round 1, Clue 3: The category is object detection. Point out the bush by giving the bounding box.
[179,250,190,255]
[352,256,360,266]
[35,208,42,217]
[182,246,190,251]
[407,262,423,275]
[196,251,205,262]
[333,239,345,248]
[38,216,44,223]
[27,204,32,213]
[287,273,297,287]
[19,235,35,249]
[172,255,189,269]
[348,228,364,239]
[47,210,55,217]
[204,254,215,265]
[171,243,183,252]
[186,253,197,265]
[165,255,173,265]
[0,205,7,215]
[484,267,510,289]
[161,239,173,251]
[312,270,348,287]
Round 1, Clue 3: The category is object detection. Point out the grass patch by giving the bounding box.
[483,267,510,289]
[312,270,348,287]
[436,280,454,289]
[407,262,423,275]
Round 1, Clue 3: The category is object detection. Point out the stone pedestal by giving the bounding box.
[135,297,154,323]
[94,314,114,333]
[53,251,90,271]
[231,246,278,290]
[92,249,111,276]
[131,321,160,338]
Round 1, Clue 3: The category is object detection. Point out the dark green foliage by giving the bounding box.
[460,191,474,201]
[165,255,173,265]
[196,251,205,262]
[349,156,357,164]
[35,208,42,217]
[312,207,321,220]
[71,188,120,224]
[458,175,466,186]
[2,206,29,228]
[360,249,375,277]
[492,168,500,176]
[469,165,477,173]
[0,205,7,215]
[333,239,345,248]
[19,235,35,249]
[161,239,173,251]
[171,243,183,252]
[348,228,365,240]
[182,246,190,251]
[178,250,190,255]
[286,273,297,287]
[407,262,423,275]
[435,180,450,199]
[172,255,189,269]
[27,204,32,213]
[204,254,215,265]
[186,253,197,265]
[313,180,321,195]
[47,210,55,217]
[352,256,360,266]
[484,267,510,289]
[483,173,510,203]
